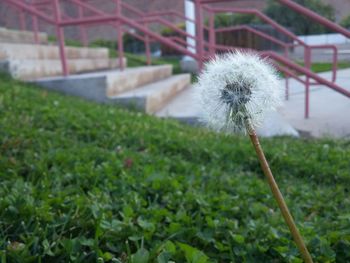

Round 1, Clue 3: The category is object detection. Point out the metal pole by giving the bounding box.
[4,5,10,28]
[32,15,39,44]
[261,51,350,98]
[115,0,125,71]
[78,3,88,46]
[145,22,151,66]
[284,47,289,100]
[208,12,215,57]
[278,0,350,38]
[195,0,204,70]
[19,8,26,30]
[304,47,311,119]
[331,46,338,83]
[53,0,69,76]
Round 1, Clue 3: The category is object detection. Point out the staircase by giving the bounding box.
[0,27,48,44]
[0,27,191,115]
[35,65,191,114]
[0,28,126,80]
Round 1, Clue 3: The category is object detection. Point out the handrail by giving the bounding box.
[278,0,350,39]
[136,17,198,43]
[203,5,307,47]
[58,13,199,60]
[261,51,350,98]
[2,0,349,119]
[5,0,55,24]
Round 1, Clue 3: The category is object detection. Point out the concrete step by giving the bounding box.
[156,86,299,137]
[106,65,173,96]
[0,43,110,60]
[0,27,48,44]
[33,65,174,103]
[0,58,126,80]
[111,74,191,113]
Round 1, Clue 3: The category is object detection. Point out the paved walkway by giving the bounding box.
[157,68,350,138]
[279,68,350,138]
[156,85,299,138]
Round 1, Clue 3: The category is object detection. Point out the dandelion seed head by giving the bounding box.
[195,51,282,133]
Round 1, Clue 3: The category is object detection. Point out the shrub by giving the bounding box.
[264,0,335,35]
[340,14,350,29]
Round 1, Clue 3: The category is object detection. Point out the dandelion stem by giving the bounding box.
[245,120,313,263]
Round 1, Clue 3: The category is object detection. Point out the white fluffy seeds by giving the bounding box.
[195,51,283,133]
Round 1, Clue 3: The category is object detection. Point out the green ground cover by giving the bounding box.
[297,62,350,73]
[0,73,350,262]
[111,52,350,77]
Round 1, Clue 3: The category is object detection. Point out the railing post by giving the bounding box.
[194,0,204,70]
[3,5,9,28]
[331,46,338,83]
[208,12,215,57]
[19,8,26,31]
[304,46,311,119]
[115,0,125,71]
[145,22,152,66]
[32,15,39,44]
[284,47,289,100]
[78,3,88,47]
[53,0,69,76]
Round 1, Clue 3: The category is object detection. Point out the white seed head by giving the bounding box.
[195,51,282,133]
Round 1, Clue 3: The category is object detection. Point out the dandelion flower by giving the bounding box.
[194,51,313,262]
[195,51,282,133]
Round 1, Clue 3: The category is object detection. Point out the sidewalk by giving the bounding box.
[157,68,350,138]
[279,68,350,138]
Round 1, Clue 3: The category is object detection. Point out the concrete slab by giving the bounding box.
[0,27,48,44]
[111,74,191,113]
[0,43,109,60]
[279,68,350,138]
[34,65,173,103]
[156,86,299,137]
[0,58,126,80]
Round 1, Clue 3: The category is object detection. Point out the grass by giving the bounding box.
[298,62,350,73]
[1,72,350,262]
[108,52,350,85]
[107,50,350,77]
[113,52,182,75]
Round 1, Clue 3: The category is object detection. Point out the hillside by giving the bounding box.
[0,73,350,262]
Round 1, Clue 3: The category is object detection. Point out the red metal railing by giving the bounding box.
[1,0,350,119]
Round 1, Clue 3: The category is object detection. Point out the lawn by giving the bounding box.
[0,73,350,263]
[297,62,350,74]
[110,52,350,77]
